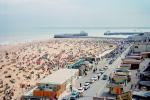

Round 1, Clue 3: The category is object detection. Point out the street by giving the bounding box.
[77,45,131,100]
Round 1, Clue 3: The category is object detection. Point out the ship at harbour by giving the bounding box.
[54,31,88,38]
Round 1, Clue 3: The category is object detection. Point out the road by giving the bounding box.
[78,45,131,100]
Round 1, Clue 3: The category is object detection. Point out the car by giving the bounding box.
[91,75,98,81]
[69,96,76,100]
[96,72,101,77]
[90,78,95,83]
[83,83,90,90]
[103,66,108,70]
[70,90,79,100]
[109,61,112,64]
[99,68,105,71]
[99,69,105,74]
[102,75,108,80]
[101,69,106,72]
[78,87,84,96]
[62,96,70,100]
[85,81,92,84]
[99,69,104,71]
[78,87,84,93]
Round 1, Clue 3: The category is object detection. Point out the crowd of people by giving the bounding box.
[0,38,116,100]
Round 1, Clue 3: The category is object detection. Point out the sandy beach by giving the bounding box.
[0,38,116,100]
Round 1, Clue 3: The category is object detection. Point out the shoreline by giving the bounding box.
[0,36,125,46]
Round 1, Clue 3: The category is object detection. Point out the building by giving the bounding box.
[141,52,150,59]
[128,32,150,42]
[132,91,150,99]
[122,58,141,70]
[128,33,150,59]
[125,55,142,60]
[68,59,91,76]
[106,68,131,95]
[131,43,150,53]
[138,81,150,91]
[22,69,79,100]
[106,83,124,95]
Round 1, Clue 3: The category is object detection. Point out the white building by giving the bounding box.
[128,32,150,42]
[131,43,150,53]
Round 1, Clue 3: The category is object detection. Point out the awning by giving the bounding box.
[141,52,150,55]
[126,55,142,59]
[106,83,123,88]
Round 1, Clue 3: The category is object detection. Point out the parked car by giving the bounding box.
[91,75,98,81]
[83,83,90,90]
[78,87,84,93]
[108,61,112,64]
[69,96,76,100]
[85,81,93,84]
[62,96,70,100]
[99,69,105,74]
[103,66,108,70]
[102,74,108,80]
[78,87,84,97]
[90,78,95,83]
[99,69,104,71]
[96,72,101,77]
[70,90,79,100]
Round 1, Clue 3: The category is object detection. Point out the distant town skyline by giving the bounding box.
[0,0,150,33]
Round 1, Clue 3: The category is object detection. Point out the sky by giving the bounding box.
[0,0,150,33]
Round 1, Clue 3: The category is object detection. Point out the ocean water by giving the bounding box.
[0,28,150,45]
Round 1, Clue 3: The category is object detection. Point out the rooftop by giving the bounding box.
[122,58,141,64]
[37,69,78,85]
[132,91,150,98]
[139,81,150,87]
[120,64,131,67]
[126,55,142,59]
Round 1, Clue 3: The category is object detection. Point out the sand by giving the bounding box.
[0,38,116,100]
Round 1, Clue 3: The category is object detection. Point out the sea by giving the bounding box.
[0,27,150,45]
